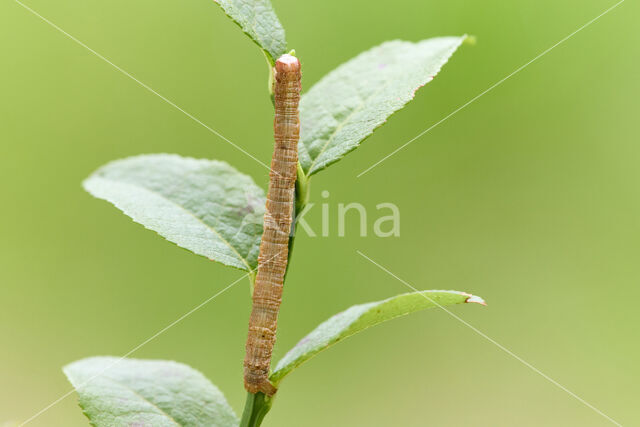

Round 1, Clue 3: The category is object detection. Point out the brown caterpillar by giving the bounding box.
[243,54,301,396]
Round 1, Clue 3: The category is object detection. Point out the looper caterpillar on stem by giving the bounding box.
[243,53,301,396]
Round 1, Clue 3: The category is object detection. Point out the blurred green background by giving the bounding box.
[1,0,638,425]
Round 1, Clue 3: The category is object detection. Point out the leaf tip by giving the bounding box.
[463,35,477,46]
[465,294,486,306]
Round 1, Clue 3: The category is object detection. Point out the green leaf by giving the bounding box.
[298,36,467,176]
[270,290,485,385]
[63,357,238,427]
[214,0,287,63]
[84,154,265,271]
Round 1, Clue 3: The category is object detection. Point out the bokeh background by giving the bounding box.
[1,0,638,425]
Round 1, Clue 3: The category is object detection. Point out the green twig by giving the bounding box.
[240,392,272,427]
[285,163,309,275]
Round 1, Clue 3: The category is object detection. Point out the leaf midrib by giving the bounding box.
[100,176,253,271]
[100,376,182,426]
[305,72,392,174]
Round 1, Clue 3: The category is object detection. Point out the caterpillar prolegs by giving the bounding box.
[243,54,301,396]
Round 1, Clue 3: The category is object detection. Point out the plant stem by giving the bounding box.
[285,163,309,274]
[247,270,257,297]
[240,392,272,427]
[295,162,309,215]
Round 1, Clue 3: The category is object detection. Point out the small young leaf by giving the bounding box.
[270,290,484,385]
[298,37,467,176]
[214,0,287,63]
[64,357,238,427]
[84,154,265,271]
